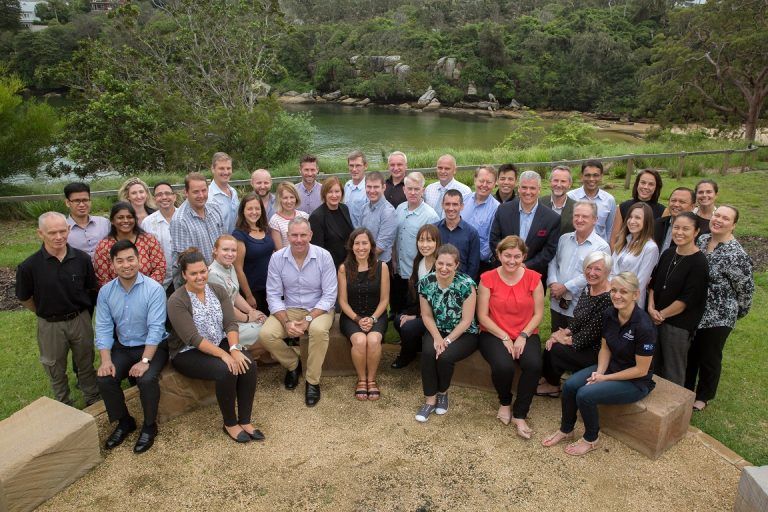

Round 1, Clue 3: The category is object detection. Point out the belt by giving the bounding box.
[42,310,83,323]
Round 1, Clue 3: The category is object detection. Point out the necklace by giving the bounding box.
[662,251,687,290]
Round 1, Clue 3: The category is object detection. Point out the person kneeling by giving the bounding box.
[95,240,169,453]
[542,272,656,455]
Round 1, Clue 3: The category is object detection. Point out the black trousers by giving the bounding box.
[97,340,168,427]
[550,308,570,333]
[685,326,732,402]
[389,274,409,316]
[541,343,598,386]
[478,332,542,419]
[421,332,478,396]
[172,340,257,427]
[394,314,426,359]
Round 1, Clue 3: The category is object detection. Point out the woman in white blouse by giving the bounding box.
[610,203,659,305]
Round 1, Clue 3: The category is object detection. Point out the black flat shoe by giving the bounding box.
[222,425,251,443]
[133,428,156,454]
[105,417,136,450]
[305,382,321,407]
[246,428,266,441]
[391,354,415,369]
[284,362,302,390]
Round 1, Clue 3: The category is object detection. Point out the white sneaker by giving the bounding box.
[435,393,449,415]
[415,403,436,422]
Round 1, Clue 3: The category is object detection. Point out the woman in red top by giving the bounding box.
[477,235,544,439]
[93,202,166,287]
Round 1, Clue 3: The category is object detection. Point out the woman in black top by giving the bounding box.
[610,169,665,248]
[309,176,355,268]
[391,224,441,369]
[537,251,613,397]
[338,228,390,401]
[542,272,656,456]
[648,212,709,386]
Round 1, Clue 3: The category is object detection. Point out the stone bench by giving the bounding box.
[156,364,217,424]
[735,466,768,512]
[298,313,357,377]
[599,375,694,459]
[0,397,101,512]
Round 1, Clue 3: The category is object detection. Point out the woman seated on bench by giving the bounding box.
[167,248,262,444]
[542,271,656,456]
[536,251,613,397]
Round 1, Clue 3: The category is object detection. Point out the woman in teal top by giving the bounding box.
[414,244,479,422]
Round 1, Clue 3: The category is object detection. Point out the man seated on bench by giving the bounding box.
[95,240,168,454]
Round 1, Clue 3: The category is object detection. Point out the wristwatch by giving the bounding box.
[519,332,529,340]
[305,315,313,323]
[140,357,151,364]
[371,315,378,323]
[229,344,244,352]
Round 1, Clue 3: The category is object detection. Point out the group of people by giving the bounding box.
[15,150,754,457]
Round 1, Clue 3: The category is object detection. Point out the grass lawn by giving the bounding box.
[1,170,766,465]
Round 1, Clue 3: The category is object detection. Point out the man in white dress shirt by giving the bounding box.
[423,154,471,217]
[566,160,616,242]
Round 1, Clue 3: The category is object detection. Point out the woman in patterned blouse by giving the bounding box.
[685,205,754,411]
[93,202,165,288]
[414,244,479,422]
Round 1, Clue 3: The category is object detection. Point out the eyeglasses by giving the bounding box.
[68,199,90,205]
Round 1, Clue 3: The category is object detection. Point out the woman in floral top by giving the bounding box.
[685,205,754,411]
[414,244,479,422]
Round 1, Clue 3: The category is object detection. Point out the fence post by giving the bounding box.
[676,152,686,179]
[720,150,732,175]
[624,157,635,189]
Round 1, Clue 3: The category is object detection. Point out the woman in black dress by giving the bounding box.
[610,169,664,248]
[309,176,355,268]
[338,228,390,400]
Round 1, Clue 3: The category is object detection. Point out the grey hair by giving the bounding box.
[573,200,598,218]
[518,170,541,185]
[612,271,640,292]
[437,154,457,168]
[388,151,408,165]
[287,216,311,231]
[404,171,425,188]
[474,165,497,179]
[550,165,572,181]
[582,250,612,272]
[39,211,67,229]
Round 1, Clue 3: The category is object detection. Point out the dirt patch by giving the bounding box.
[0,267,22,311]
[739,235,768,273]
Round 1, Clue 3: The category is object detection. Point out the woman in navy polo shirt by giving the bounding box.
[541,271,656,456]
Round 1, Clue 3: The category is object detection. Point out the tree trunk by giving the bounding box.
[744,95,763,142]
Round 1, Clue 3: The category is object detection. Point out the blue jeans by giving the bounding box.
[560,365,650,442]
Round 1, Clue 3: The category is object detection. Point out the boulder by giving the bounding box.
[452,351,520,393]
[283,90,300,97]
[0,397,101,512]
[251,79,271,97]
[467,81,478,96]
[156,365,217,424]
[435,56,461,80]
[418,87,436,106]
[315,97,327,103]
[339,95,349,101]
[488,93,498,104]
[323,90,342,101]
[278,95,314,104]
[423,98,441,110]
[394,63,411,78]
[735,466,768,512]
[399,103,411,109]
[299,92,313,99]
[340,97,360,105]
[358,98,371,106]
[508,99,522,109]
[476,101,497,110]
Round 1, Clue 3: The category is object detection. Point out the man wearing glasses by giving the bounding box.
[64,182,110,258]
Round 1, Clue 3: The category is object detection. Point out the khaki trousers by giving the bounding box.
[259,309,334,385]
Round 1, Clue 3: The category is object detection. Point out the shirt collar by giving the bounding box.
[519,200,539,215]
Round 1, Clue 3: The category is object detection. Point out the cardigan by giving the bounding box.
[166,283,238,358]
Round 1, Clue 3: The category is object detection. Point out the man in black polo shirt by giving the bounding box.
[16,211,100,406]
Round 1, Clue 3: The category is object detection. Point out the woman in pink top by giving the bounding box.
[477,235,544,439]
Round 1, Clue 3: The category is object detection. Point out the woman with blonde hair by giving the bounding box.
[118,177,156,226]
[269,181,309,250]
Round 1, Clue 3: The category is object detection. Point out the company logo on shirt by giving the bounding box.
[622,329,634,341]
[642,344,654,352]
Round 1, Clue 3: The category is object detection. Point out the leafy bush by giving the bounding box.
[260,111,316,166]
[542,116,597,147]
[497,112,545,150]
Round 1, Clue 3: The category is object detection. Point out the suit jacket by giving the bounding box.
[308,203,354,268]
[489,199,561,282]
[540,194,575,235]
[654,214,710,251]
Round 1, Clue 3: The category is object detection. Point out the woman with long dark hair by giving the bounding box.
[610,169,664,248]
[232,192,275,314]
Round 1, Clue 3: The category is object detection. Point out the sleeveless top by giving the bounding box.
[345,261,383,317]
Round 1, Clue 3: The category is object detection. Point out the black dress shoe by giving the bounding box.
[105,417,137,449]
[391,354,416,369]
[133,426,156,454]
[246,428,266,441]
[222,425,251,443]
[305,382,321,407]
[284,362,302,390]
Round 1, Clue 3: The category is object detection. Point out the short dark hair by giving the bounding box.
[110,239,139,260]
[673,211,701,230]
[64,182,90,199]
[671,187,695,204]
[178,248,206,275]
[581,160,604,174]
[497,163,518,177]
[695,178,719,194]
[367,171,385,185]
[184,172,207,191]
[442,189,464,204]
[631,169,662,203]
[300,154,318,166]
[152,181,174,194]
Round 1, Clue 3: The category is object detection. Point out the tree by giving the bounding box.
[641,0,768,141]
[0,74,61,181]
[0,0,21,31]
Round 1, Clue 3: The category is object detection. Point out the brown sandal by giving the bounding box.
[541,430,574,447]
[367,380,380,401]
[564,437,600,456]
[355,380,368,401]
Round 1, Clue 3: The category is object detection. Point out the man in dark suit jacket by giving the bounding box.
[490,171,561,283]
[539,165,576,235]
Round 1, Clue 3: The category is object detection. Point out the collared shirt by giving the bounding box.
[66,215,110,257]
[262,193,277,221]
[384,176,406,208]
[94,273,167,350]
[353,198,397,262]
[395,201,439,279]
[266,244,338,313]
[547,229,610,316]
[141,209,174,287]
[435,218,481,280]
[424,178,472,217]
[296,181,322,215]
[16,244,97,319]
[518,200,539,242]
[547,194,566,216]
[567,186,617,242]
[344,178,367,212]
[207,181,239,233]
[462,193,499,261]
[170,200,227,284]
[494,189,515,203]
[603,305,656,390]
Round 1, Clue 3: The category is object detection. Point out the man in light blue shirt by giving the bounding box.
[566,160,616,242]
[260,217,337,407]
[462,165,500,271]
[207,152,239,233]
[296,155,323,215]
[352,171,397,263]
[547,201,610,331]
[344,149,368,213]
[64,182,110,258]
[423,154,471,217]
[94,240,168,454]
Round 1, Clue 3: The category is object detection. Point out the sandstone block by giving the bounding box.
[451,350,520,394]
[734,466,768,512]
[0,397,101,512]
[157,365,217,424]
